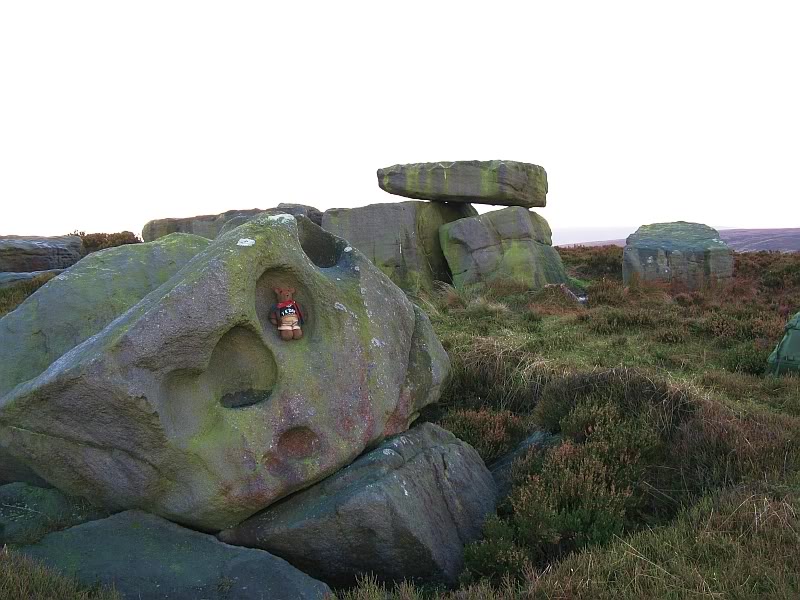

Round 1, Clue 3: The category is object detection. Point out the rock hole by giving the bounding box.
[297,217,347,268]
[220,389,272,409]
[208,327,278,409]
[162,326,278,437]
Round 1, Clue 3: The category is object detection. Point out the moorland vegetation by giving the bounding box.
[1,246,799,599]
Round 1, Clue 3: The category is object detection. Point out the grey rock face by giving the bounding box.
[217,205,324,239]
[218,423,498,587]
[0,235,85,273]
[275,203,323,227]
[20,510,331,600]
[622,222,734,290]
[0,482,111,546]
[142,205,324,242]
[321,201,476,292]
[378,160,547,207]
[141,208,265,241]
[439,206,568,288]
[0,215,449,531]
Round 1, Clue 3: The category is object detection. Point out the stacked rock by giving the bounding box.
[342,160,567,290]
[141,204,323,242]
[0,235,85,291]
[623,221,734,290]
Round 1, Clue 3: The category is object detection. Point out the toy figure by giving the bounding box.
[270,287,304,340]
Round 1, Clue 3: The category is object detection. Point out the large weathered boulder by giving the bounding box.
[219,423,497,587]
[321,201,476,292]
[622,222,734,290]
[1,482,111,546]
[142,205,323,242]
[20,510,331,600]
[439,206,567,288]
[0,214,449,531]
[0,235,85,273]
[378,160,547,208]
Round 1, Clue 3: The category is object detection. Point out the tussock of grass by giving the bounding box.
[0,273,58,318]
[440,409,536,464]
[440,336,563,413]
[0,546,121,600]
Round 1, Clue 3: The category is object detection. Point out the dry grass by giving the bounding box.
[0,546,121,600]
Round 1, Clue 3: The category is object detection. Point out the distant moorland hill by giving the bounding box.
[559,228,800,252]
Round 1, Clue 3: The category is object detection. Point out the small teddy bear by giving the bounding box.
[269,287,304,341]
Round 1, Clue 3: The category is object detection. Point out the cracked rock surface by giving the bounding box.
[322,201,476,292]
[439,206,567,288]
[218,423,497,587]
[0,235,86,273]
[0,215,449,531]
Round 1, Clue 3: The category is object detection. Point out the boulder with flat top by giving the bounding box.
[623,221,734,289]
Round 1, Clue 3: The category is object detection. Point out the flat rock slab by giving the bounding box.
[0,482,111,546]
[142,205,323,242]
[0,235,85,273]
[0,216,449,531]
[439,207,567,288]
[219,423,497,587]
[623,221,734,290]
[19,510,331,600]
[378,160,547,207]
[321,201,476,291]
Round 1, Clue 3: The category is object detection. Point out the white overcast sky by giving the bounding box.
[1,1,798,240]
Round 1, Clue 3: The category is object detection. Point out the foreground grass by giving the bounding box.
[339,485,800,599]
[0,546,121,600]
[0,273,58,318]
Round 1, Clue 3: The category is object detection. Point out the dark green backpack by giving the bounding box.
[767,311,800,375]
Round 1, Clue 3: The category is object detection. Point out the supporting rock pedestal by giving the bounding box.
[439,206,567,288]
[219,423,497,587]
[322,201,476,292]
